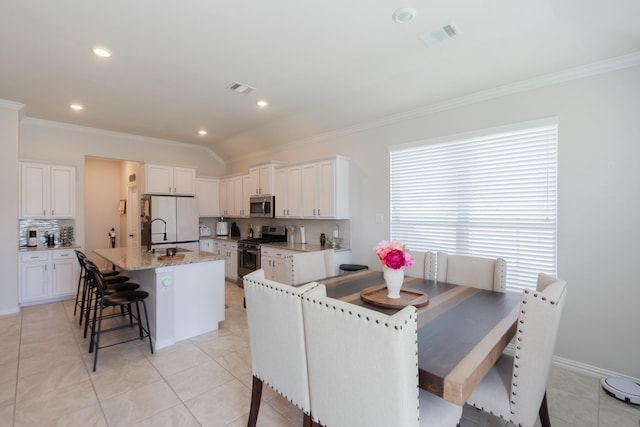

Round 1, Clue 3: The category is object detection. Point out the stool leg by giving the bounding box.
[92,303,105,372]
[141,300,153,354]
[73,266,84,316]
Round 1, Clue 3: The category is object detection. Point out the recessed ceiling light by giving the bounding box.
[392,8,416,24]
[92,47,112,58]
[70,104,83,111]
[257,100,268,108]
[198,130,207,135]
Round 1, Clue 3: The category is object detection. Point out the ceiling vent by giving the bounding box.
[420,24,458,47]
[227,82,255,94]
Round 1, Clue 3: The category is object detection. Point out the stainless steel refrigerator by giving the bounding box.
[140,196,200,251]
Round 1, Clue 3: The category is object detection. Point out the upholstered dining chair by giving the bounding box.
[243,269,318,427]
[466,273,568,427]
[404,250,435,280]
[285,249,335,285]
[301,285,463,427]
[436,252,507,292]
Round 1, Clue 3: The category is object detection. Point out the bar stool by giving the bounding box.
[85,262,153,371]
[339,264,368,274]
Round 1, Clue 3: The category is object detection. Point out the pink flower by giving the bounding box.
[374,240,414,270]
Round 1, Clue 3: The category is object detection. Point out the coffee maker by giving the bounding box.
[216,221,229,236]
[27,228,38,247]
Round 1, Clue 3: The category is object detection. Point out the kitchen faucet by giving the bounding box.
[147,218,167,252]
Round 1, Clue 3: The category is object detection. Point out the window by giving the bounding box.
[390,119,557,292]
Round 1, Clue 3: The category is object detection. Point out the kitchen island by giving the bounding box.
[93,245,226,350]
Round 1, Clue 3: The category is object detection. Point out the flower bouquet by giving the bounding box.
[374,240,414,298]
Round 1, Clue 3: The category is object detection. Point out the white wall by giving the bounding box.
[84,157,121,268]
[0,101,21,315]
[227,64,640,379]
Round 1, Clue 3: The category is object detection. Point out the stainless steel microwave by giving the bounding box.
[250,195,275,218]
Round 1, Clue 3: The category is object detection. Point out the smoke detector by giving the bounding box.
[420,24,458,47]
[227,82,255,94]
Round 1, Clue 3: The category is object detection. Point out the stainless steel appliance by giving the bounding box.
[216,221,229,236]
[140,196,200,252]
[249,195,275,218]
[237,225,287,278]
[27,227,38,247]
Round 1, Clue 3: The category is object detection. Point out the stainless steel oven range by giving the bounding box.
[237,225,287,281]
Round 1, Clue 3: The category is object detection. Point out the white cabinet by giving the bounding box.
[220,175,250,217]
[20,163,76,219]
[143,164,196,195]
[249,163,276,196]
[221,241,238,280]
[301,157,350,219]
[261,246,298,284]
[195,178,220,217]
[275,166,302,218]
[19,249,78,305]
[199,238,215,253]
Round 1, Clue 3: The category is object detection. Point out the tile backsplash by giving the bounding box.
[19,219,76,247]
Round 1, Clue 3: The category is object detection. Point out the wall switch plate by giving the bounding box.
[375,213,384,223]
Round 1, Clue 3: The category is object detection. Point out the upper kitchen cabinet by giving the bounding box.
[220,174,250,217]
[141,163,196,195]
[275,165,302,218]
[301,156,350,219]
[20,162,76,219]
[195,177,220,217]
[248,163,279,196]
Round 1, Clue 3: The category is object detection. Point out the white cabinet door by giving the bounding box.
[173,167,196,195]
[20,163,75,219]
[232,176,244,217]
[145,164,173,194]
[301,163,318,218]
[20,259,49,303]
[50,166,76,218]
[200,239,215,253]
[51,258,76,297]
[316,160,336,218]
[196,178,220,217]
[275,166,301,218]
[241,174,251,217]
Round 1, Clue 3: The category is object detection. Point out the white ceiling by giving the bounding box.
[2,0,639,162]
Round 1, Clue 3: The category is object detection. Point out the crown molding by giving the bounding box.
[0,99,25,111]
[291,50,640,147]
[20,117,225,164]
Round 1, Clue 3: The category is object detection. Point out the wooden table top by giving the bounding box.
[320,269,521,405]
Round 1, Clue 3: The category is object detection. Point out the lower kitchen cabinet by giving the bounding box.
[261,246,299,284]
[19,249,78,306]
[210,239,238,280]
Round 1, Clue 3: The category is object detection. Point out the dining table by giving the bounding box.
[319,269,521,406]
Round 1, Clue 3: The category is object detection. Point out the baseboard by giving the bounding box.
[505,343,640,382]
[0,306,20,316]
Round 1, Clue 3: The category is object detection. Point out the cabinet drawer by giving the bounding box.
[53,250,75,260]
[20,252,50,262]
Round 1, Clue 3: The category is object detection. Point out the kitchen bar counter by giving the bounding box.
[19,244,81,252]
[261,241,350,252]
[93,246,224,271]
[93,245,226,350]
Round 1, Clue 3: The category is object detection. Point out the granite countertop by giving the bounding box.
[261,241,350,252]
[19,244,82,252]
[93,246,225,271]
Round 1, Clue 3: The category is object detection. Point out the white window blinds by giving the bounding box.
[390,120,557,292]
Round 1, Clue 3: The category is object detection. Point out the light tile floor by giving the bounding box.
[1,281,638,426]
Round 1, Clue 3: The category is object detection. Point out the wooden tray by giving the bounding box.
[360,285,429,309]
[157,253,185,261]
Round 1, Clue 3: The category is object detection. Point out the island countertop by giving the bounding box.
[93,246,225,271]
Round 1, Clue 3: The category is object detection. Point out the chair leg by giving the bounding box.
[73,267,84,316]
[539,391,551,427]
[247,375,263,427]
[303,413,313,427]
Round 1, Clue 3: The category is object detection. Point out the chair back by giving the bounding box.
[404,250,435,280]
[509,274,567,426]
[285,249,335,285]
[83,261,108,295]
[243,269,318,416]
[436,252,507,292]
[302,287,420,427]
